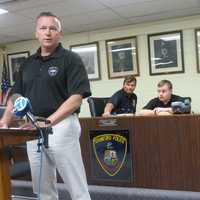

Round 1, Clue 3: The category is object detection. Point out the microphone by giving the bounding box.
[12,94,36,124]
[11,93,52,149]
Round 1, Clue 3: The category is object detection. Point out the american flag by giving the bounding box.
[0,54,10,105]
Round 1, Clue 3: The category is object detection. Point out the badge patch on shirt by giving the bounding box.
[48,66,58,76]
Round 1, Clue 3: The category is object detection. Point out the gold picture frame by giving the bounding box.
[70,42,101,81]
[148,31,184,75]
[7,51,30,85]
[106,36,139,79]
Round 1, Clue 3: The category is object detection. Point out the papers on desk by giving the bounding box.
[9,127,22,129]
[115,113,134,116]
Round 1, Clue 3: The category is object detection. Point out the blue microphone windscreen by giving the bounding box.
[13,97,30,117]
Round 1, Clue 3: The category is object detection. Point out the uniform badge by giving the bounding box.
[48,66,58,76]
[93,133,127,176]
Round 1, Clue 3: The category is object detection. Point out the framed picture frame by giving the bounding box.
[7,51,30,85]
[106,36,139,79]
[195,28,200,73]
[70,42,100,80]
[148,31,184,75]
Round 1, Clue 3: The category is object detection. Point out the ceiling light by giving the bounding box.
[0,0,28,4]
[0,8,8,14]
[0,0,16,3]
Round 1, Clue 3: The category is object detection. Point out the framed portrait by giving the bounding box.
[148,31,184,75]
[70,42,100,80]
[195,29,200,73]
[7,51,30,85]
[106,36,139,79]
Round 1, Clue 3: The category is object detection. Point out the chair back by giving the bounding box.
[87,97,110,117]
[182,97,191,103]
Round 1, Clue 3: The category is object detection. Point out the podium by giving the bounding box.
[0,128,37,200]
[79,114,200,191]
[10,115,200,192]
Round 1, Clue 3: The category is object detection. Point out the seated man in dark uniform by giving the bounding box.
[139,79,190,116]
[102,75,137,116]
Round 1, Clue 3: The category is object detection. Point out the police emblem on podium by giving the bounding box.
[90,130,133,183]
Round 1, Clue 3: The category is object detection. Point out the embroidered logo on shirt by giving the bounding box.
[48,66,58,76]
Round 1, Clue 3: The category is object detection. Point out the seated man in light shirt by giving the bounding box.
[139,79,187,116]
[102,75,137,117]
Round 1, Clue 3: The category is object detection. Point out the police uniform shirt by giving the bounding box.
[108,89,137,114]
[143,94,184,110]
[11,43,91,117]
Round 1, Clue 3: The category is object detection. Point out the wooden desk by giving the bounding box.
[79,115,200,191]
[0,128,36,200]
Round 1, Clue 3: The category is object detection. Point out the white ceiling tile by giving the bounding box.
[63,25,92,33]
[0,34,22,44]
[0,0,63,12]
[83,18,131,31]
[0,12,33,28]
[16,0,106,20]
[1,22,35,35]
[61,9,122,26]
[67,18,130,32]
[112,0,200,18]
[17,32,35,41]
[0,0,200,44]
[97,0,154,8]
[128,6,200,24]
[55,0,106,16]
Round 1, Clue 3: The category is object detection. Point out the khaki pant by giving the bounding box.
[27,115,91,200]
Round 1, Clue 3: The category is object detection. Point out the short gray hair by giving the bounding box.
[36,12,62,31]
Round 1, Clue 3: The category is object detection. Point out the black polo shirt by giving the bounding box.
[108,89,137,114]
[11,43,91,117]
[143,94,184,110]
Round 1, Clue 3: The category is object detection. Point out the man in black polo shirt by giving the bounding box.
[139,79,185,116]
[102,75,137,116]
[0,12,91,200]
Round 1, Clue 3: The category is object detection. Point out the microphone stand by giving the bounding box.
[12,95,52,151]
[26,114,52,152]
[26,115,52,200]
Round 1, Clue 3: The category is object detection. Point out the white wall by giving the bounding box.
[2,15,200,117]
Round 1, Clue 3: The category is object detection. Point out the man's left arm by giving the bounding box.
[47,50,91,125]
[47,94,82,126]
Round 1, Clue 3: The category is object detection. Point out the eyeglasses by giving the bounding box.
[38,25,59,32]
